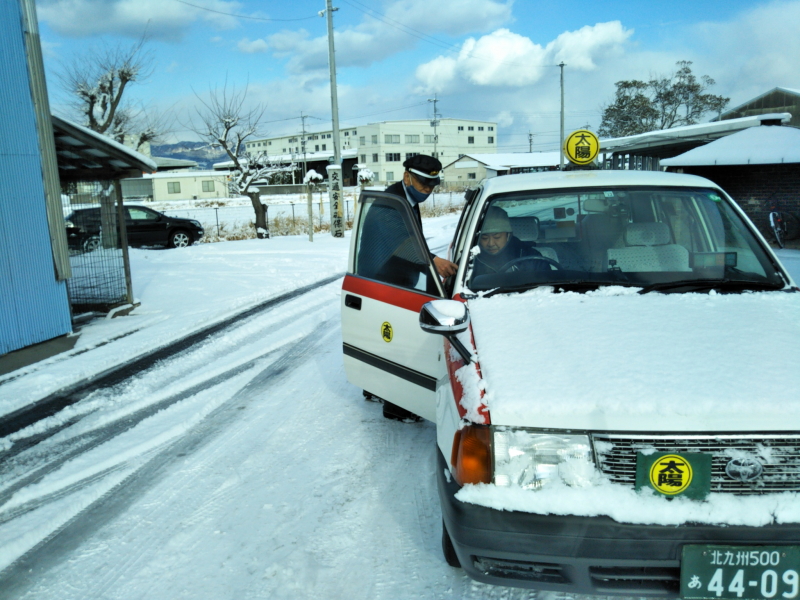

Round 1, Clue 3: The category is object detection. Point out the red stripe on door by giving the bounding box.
[342,274,436,313]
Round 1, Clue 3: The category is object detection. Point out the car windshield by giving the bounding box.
[466,185,786,294]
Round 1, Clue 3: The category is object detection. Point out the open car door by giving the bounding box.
[341,190,445,421]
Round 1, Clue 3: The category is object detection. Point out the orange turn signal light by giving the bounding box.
[452,425,492,485]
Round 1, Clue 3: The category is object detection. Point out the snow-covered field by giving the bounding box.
[0,213,798,599]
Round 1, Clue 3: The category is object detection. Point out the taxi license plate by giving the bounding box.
[681,545,800,600]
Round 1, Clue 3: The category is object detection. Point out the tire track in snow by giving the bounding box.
[0,273,344,439]
[0,317,337,596]
[0,281,340,478]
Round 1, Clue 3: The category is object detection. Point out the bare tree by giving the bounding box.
[190,85,284,239]
[60,37,168,150]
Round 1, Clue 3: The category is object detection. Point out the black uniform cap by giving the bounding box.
[403,154,442,186]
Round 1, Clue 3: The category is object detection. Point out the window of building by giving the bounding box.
[424,134,436,143]
[488,136,494,144]
[468,173,477,179]
[405,152,419,160]
[371,135,378,144]
[167,182,181,194]
[385,152,401,161]
[322,144,326,151]
[296,147,299,152]
[289,137,297,142]
[385,134,400,144]
[372,153,378,162]
[359,136,365,145]
[468,136,474,144]
[268,141,272,145]
[352,130,357,135]
[360,154,366,163]
[458,126,464,131]
[315,145,320,151]
[386,171,394,181]
[468,126,474,131]
[201,180,214,192]
[478,126,484,131]
[488,126,494,131]
[405,134,419,144]
[344,131,349,136]
[282,148,286,153]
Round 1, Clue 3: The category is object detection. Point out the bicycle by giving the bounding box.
[767,197,800,249]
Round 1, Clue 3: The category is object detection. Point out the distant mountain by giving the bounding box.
[150,142,228,170]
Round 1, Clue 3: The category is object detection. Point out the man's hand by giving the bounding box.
[433,256,458,278]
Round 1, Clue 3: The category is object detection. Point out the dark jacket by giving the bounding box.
[472,235,547,277]
[353,182,435,292]
[385,180,435,260]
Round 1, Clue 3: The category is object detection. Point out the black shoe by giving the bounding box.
[383,401,422,422]
[363,390,382,403]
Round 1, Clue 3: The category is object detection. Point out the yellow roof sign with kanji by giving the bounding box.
[564,129,600,165]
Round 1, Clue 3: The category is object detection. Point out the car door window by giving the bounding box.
[128,208,159,221]
[354,192,441,295]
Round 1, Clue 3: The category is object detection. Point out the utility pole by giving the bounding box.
[559,62,565,170]
[322,0,341,166]
[427,94,440,158]
[528,131,534,153]
[300,111,308,180]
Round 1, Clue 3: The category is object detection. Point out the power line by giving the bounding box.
[173,0,318,22]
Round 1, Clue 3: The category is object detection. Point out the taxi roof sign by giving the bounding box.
[564,129,600,165]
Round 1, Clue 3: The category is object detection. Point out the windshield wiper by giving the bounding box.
[480,280,638,298]
[638,278,784,295]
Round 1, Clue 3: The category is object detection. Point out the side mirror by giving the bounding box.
[419,300,472,363]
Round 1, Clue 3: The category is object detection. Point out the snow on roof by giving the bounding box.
[600,113,792,153]
[52,115,158,175]
[661,125,800,166]
[479,169,715,197]
[444,152,561,170]
[143,170,227,179]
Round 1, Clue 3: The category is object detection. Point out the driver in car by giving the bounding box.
[472,206,549,277]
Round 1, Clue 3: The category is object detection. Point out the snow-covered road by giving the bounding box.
[0,281,534,600]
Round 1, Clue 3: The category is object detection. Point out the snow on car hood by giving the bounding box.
[468,286,800,431]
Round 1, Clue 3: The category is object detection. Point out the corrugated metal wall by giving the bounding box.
[0,0,71,355]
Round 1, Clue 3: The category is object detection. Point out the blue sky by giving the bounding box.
[36,0,800,151]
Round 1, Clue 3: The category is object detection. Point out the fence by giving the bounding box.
[62,182,130,311]
[159,191,466,241]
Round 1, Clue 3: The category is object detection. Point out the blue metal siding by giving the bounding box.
[0,0,71,355]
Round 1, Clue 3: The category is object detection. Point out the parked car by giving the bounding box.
[65,205,204,251]
[341,170,800,596]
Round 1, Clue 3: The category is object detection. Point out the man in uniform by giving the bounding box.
[385,155,457,279]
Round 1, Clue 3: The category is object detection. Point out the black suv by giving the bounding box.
[66,205,204,252]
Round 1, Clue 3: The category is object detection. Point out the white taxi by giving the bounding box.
[341,170,800,596]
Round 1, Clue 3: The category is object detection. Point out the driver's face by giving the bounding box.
[479,232,509,254]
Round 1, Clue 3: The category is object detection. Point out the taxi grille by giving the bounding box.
[592,434,800,495]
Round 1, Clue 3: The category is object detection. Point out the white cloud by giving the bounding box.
[415,21,632,92]
[37,0,242,39]
[237,38,269,54]
[268,0,513,74]
[685,0,800,104]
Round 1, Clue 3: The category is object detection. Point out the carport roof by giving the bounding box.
[52,115,158,182]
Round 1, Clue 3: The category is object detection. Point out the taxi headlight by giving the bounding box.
[493,430,595,490]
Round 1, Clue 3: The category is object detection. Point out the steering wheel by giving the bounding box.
[499,255,563,272]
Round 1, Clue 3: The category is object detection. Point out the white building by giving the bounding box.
[121,170,230,202]
[442,152,562,184]
[245,118,497,184]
